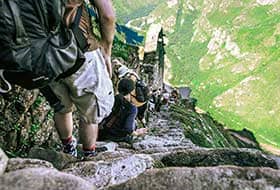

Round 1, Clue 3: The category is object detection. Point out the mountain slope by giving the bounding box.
[114,0,165,23]
[113,0,280,149]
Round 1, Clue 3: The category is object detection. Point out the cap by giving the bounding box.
[118,65,129,78]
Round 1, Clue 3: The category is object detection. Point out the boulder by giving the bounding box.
[63,154,153,189]
[0,168,96,190]
[5,158,53,173]
[0,149,8,176]
[160,148,278,169]
[226,128,261,149]
[28,147,77,170]
[107,166,280,190]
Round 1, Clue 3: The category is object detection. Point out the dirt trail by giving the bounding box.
[261,143,280,156]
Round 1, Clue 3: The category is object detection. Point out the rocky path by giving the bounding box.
[1,110,280,190]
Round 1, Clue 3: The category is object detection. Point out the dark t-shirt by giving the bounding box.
[99,94,138,141]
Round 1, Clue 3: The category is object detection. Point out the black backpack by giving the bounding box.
[122,72,150,103]
[0,0,85,90]
[135,79,150,103]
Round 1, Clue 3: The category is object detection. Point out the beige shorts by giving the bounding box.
[50,49,114,124]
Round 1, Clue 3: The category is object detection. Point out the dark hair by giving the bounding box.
[118,78,135,96]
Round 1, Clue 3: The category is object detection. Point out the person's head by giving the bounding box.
[117,78,146,107]
[118,78,135,100]
[171,89,179,97]
[117,64,130,78]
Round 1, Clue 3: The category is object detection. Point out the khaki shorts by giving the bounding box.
[50,49,114,124]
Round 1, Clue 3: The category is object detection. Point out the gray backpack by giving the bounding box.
[0,0,85,91]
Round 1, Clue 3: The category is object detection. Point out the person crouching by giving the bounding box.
[98,78,148,143]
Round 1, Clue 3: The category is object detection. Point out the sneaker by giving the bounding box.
[62,137,77,157]
[95,146,108,153]
[83,150,98,158]
[0,70,12,93]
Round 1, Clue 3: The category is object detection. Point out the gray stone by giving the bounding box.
[5,158,53,173]
[110,154,153,185]
[107,166,280,190]
[0,149,8,176]
[0,168,96,190]
[63,154,153,189]
[83,149,134,162]
[270,155,280,169]
[64,161,111,188]
[132,135,196,152]
[96,141,119,152]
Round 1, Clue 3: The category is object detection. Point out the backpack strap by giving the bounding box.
[7,0,28,45]
[0,70,12,93]
[70,5,88,52]
[55,50,85,81]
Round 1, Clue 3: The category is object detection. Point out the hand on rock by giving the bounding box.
[134,128,148,136]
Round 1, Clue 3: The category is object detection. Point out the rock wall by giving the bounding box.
[0,87,58,157]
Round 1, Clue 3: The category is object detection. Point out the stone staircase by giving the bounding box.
[1,110,280,190]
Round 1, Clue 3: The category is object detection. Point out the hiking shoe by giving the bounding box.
[95,146,108,153]
[83,150,98,158]
[62,137,77,157]
[0,70,12,93]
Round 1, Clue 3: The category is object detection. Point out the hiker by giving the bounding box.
[98,78,148,143]
[48,0,116,157]
[161,89,170,105]
[116,63,138,81]
[169,88,180,104]
[115,63,151,124]
[148,89,158,113]
[154,88,163,112]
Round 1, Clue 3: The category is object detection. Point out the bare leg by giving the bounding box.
[79,120,98,149]
[54,112,73,139]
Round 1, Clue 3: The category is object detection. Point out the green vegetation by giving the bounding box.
[167,10,208,85]
[170,102,260,149]
[112,38,138,61]
[113,0,165,23]
[113,0,280,151]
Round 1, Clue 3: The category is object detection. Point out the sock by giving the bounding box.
[83,144,96,152]
[61,136,73,145]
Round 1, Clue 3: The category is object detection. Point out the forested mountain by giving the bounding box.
[113,0,280,150]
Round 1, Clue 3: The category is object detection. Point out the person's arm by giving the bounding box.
[93,0,115,78]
